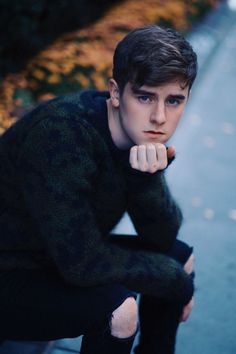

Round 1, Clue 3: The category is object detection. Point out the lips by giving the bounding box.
[143,131,165,140]
[144,130,164,134]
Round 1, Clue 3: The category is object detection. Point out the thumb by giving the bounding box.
[166,146,176,159]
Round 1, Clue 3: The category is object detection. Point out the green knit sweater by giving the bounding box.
[0,90,193,304]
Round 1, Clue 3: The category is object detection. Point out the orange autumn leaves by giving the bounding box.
[0,0,218,134]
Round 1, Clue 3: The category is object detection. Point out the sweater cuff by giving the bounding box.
[119,148,175,179]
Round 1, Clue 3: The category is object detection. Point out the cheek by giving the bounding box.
[171,113,182,129]
[120,104,139,128]
[166,117,181,138]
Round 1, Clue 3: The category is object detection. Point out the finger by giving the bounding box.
[180,307,189,322]
[180,298,194,322]
[137,145,148,171]
[166,145,176,159]
[184,254,194,275]
[155,143,168,170]
[146,144,158,172]
[180,308,189,322]
[129,146,138,169]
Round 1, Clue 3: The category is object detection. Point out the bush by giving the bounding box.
[0,0,219,133]
[0,0,120,75]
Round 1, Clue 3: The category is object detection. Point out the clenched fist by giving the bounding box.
[129,143,175,173]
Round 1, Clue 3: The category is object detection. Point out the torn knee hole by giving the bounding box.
[110,297,138,339]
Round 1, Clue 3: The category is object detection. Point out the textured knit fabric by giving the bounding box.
[0,90,193,305]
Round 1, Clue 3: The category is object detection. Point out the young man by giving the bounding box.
[0,25,197,353]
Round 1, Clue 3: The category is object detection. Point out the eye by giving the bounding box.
[166,97,181,106]
[137,95,153,103]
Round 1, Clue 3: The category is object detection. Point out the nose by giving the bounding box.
[150,102,166,125]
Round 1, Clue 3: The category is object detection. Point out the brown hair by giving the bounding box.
[112,25,198,93]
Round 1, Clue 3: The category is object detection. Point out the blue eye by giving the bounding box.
[167,97,180,106]
[167,95,186,106]
[138,95,152,103]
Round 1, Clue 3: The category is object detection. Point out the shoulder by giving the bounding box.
[18,107,98,177]
[18,92,99,146]
[4,90,108,161]
[22,114,95,156]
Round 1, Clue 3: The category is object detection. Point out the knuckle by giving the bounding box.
[147,144,155,150]
[155,142,165,149]
[158,161,167,170]
[149,164,158,173]
[160,144,166,150]
[156,144,167,156]
[140,163,149,171]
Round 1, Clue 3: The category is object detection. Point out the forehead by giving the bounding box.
[126,81,189,95]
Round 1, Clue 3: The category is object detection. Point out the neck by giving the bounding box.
[106,99,132,150]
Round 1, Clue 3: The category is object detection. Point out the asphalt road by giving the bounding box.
[166,2,236,353]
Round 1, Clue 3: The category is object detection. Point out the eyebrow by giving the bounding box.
[131,87,186,100]
[168,94,186,100]
[131,87,156,96]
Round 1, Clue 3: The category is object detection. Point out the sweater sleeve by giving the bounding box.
[18,116,192,305]
[124,158,183,252]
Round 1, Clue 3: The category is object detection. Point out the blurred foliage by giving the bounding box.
[0,0,121,75]
[0,0,219,134]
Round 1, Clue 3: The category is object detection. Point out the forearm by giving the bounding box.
[58,230,193,306]
[127,170,183,251]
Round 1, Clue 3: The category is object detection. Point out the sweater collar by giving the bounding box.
[80,90,129,161]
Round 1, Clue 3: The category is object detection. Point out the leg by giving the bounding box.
[135,240,194,354]
[135,296,183,354]
[109,235,195,354]
[80,296,138,354]
[0,269,135,342]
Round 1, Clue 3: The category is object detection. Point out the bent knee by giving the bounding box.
[110,297,138,339]
[184,253,194,274]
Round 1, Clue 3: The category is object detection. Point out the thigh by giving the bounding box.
[0,269,135,341]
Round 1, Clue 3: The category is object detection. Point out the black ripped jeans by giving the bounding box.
[111,236,193,354]
[0,238,193,354]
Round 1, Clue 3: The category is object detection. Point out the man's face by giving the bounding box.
[115,81,189,148]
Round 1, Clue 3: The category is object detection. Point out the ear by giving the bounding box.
[108,79,120,108]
